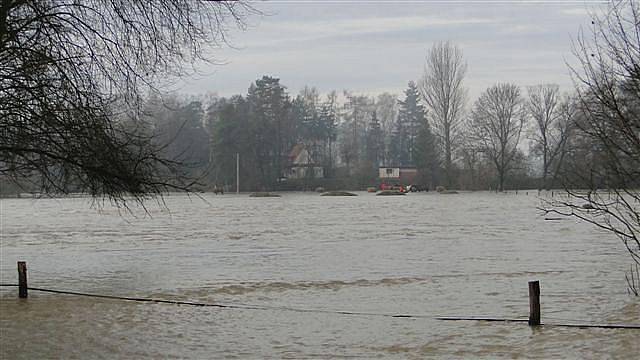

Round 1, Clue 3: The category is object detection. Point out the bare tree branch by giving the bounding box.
[420,41,467,188]
[0,0,256,206]
[470,83,526,192]
[547,0,640,294]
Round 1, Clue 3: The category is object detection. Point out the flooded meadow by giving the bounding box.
[0,192,638,358]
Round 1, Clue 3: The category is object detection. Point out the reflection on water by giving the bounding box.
[1,192,638,358]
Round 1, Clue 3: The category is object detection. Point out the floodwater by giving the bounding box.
[0,192,638,358]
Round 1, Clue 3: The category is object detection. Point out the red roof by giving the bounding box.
[288,144,305,162]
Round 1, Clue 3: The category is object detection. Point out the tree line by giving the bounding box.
[123,43,590,193]
[1,0,637,197]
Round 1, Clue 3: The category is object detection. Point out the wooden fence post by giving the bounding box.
[18,261,28,298]
[528,280,540,326]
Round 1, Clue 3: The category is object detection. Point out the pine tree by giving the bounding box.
[247,76,291,188]
[413,118,440,188]
[366,111,383,167]
[209,96,255,190]
[398,81,440,185]
[393,81,427,166]
[318,93,338,176]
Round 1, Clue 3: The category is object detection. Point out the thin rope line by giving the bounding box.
[1,284,638,329]
[0,284,431,318]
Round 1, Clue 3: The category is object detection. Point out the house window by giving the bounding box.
[386,168,393,175]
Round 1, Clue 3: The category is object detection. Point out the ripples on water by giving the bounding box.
[0,192,638,358]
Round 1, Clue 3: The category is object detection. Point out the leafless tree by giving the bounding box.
[527,84,558,189]
[374,92,399,165]
[458,120,484,190]
[545,0,640,293]
[420,41,467,188]
[548,93,577,188]
[527,85,577,190]
[0,0,253,205]
[470,83,526,192]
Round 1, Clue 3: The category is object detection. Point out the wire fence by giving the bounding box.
[1,283,638,329]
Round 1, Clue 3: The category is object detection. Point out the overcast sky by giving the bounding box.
[173,0,607,100]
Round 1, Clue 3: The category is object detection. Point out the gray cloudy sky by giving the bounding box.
[174,0,606,99]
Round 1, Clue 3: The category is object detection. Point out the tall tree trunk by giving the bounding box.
[542,151,548,190]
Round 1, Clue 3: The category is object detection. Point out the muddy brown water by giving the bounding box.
[1,192,638,358]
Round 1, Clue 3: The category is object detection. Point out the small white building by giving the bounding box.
[379,166,417,184]
[379,167,400,179]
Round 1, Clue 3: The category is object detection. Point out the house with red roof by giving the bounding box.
[285,144,324,179]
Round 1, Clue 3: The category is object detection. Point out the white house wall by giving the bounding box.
[379,167,400,178]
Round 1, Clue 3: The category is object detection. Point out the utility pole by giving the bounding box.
[236,153,240,194]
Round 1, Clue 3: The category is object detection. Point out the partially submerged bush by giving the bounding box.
[321,191,357,196]
[376,190,406,196]
[249,192,281,197]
